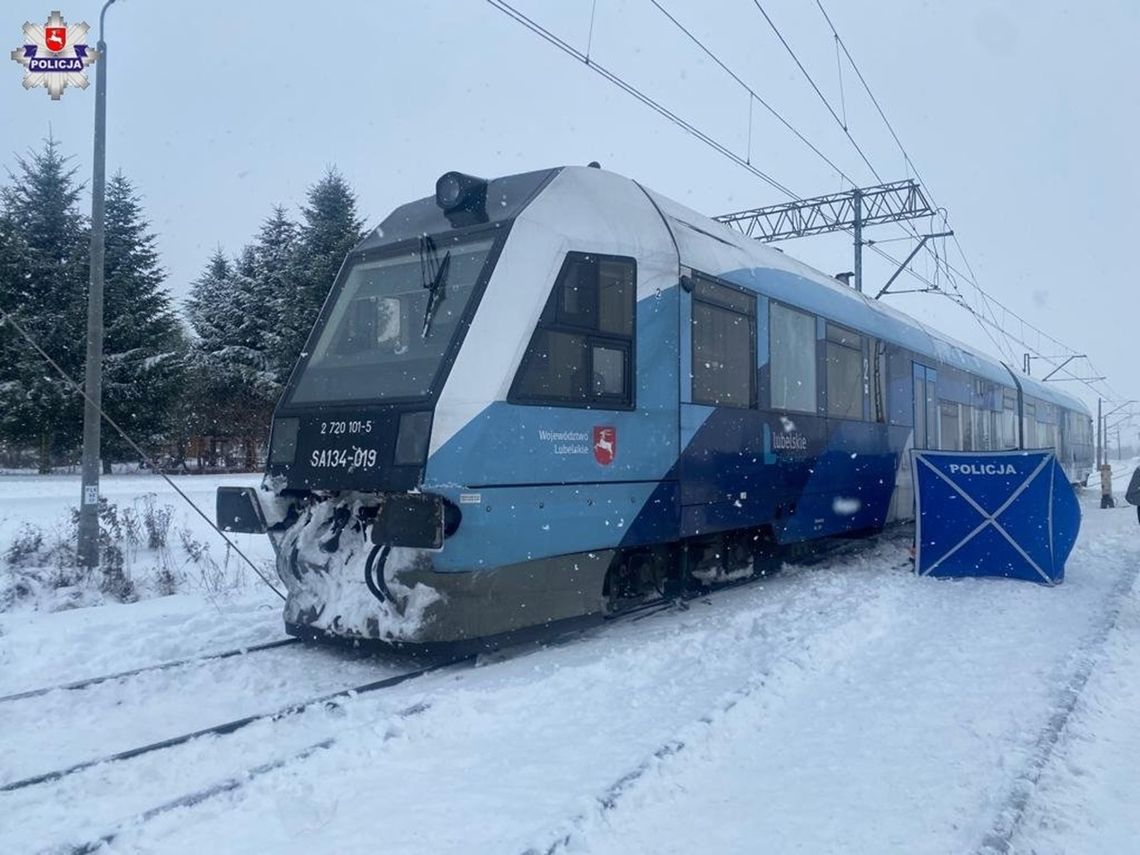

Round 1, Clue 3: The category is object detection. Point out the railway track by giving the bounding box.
[5,530,903,854]
[66,695,434,855]
[0,653,471,794]
[0,637,301,705]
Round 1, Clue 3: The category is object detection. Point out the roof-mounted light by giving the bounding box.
[435,171,488,224]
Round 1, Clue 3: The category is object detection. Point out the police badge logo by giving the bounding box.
[10,10,98,100]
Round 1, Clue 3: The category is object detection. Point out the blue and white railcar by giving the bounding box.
[218,166,1094,645]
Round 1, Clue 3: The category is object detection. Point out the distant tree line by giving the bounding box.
[0,137,365,473]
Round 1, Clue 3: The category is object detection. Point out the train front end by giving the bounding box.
[216,170,554,644]
[217,165,683,646]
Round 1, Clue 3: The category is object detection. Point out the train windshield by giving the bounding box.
[288,234,496,404]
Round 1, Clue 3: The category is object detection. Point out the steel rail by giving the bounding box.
[0,638,300,705]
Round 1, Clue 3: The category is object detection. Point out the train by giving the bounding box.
[217,165,1094,646]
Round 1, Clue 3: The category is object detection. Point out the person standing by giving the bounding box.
[1100,463,1116,509]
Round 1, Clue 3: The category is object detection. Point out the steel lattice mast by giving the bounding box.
[714,180,937,294]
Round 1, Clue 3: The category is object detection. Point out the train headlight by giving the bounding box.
[434,171,488,222]
[395,411,432,466]
[436,173,464,209]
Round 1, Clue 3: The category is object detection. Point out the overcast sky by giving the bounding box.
[3,0,1137,423]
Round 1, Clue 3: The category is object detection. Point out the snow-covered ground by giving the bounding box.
[1,468,1139,853]
[0,471,275,616]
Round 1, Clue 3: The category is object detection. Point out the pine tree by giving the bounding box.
[99,172,185,471]
[0,137,88,472]
[281,168,365,371]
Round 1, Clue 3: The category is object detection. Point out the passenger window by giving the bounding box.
[1001,390,1018,448]
[1024,402,1037,448]
[691,276,756,408]
[825,323,865,419]
[510,253,636,408]
[940,400,962,450]
[770,302,817,413]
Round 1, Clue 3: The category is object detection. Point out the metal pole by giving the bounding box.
[78,1,116,567]
[1096,398,1102,469]
[852,188,862,292]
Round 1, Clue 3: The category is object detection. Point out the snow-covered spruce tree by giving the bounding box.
[277,167,365,375]
[184,247,232,355]
[185,240,280,469]
[250,205,299,387]
[0,138,88,472]
[100,172,185,472]
[183,249,235,467]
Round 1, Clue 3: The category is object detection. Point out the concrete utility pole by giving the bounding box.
[852,187,863,293]
[1096,398,1102,468]
[78,0,118,568]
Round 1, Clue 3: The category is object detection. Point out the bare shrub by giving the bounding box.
[177,525,230,594]
[139,494,173,550]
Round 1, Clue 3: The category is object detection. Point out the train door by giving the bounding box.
[912,363,939,449]
[677,272,762,540]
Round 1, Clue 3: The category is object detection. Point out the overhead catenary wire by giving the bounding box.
[747,1,996,325]
[0,306,287,601]
[750,0,1090,385]
[484,0,795,199]
[646,0,855,187]
[750,0,884,185]
[811,0,1118,402]
[485,0,1118,404]
[810,0,1012,352]
[654,0,1024,367]
[655,0,1071,379]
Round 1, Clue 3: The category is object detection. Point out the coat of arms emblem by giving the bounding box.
[593,426,617,466]
[11,11,98,100]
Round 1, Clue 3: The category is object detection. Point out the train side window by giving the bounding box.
[770,302,817,413]
[940,400,962,450]
[510,252,636,409]
[825,323,865,419]
[1024,402,1037,448]
[691,276,756,408]
[1000,389,1018,448]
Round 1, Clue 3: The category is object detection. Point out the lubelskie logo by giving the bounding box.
[593,426,616,466]
[10,10,98,100]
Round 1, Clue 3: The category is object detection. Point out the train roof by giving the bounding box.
[362,164,1089,418]
[624,172,1089,417]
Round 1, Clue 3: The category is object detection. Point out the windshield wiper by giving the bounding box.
[421,250,451,339]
